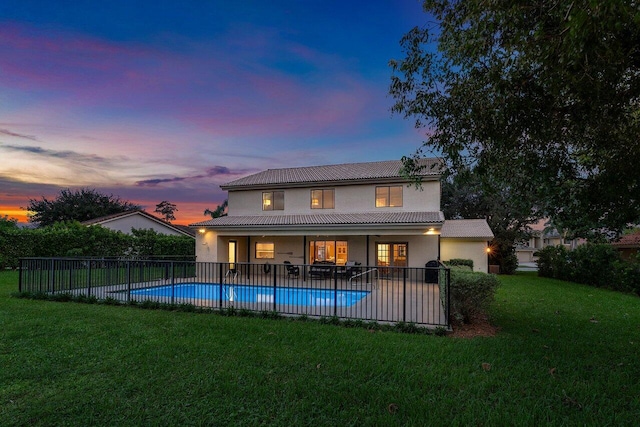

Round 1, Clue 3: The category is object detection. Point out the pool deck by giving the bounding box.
[49,272,448,328]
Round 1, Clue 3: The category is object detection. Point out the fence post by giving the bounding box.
[403,268,407,322]
[87,260,92,298]
[127,260,131,303]
[218,262,224,308]
[446,267,451,327]
[170,261,175,305]
[18,259,23,293]
[333,266,338,317]
[273,264,277,313]
[49,258,54,293]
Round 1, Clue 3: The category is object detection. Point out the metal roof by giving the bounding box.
[191,211,444,228]
[440,219,494,239]
[221,158,442,190]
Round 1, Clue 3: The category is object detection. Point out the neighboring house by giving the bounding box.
[515,219,584,263]
[83,210,195,238]
[612,230,640,260]
[191,159,493,272]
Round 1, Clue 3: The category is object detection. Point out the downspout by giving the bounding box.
[303,235,307,281]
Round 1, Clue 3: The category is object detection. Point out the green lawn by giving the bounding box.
[1,270,638,426]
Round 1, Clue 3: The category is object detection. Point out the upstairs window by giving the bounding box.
[311,189,335,209]
[375,186,403,207]
[262,191,284,210]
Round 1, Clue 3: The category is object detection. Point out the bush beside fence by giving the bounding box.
[449,269,499,324]
[536,244,640,296]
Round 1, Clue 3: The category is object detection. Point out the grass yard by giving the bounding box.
[1,270,639,426]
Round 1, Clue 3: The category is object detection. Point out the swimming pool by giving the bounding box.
[130,283,370,307]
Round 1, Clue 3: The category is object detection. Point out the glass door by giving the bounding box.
[228,240,237,270]
[376,243,408,276]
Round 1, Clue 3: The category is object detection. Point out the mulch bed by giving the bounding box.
[450,313,500,338]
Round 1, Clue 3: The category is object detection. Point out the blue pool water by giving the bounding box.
[130,283,369,307]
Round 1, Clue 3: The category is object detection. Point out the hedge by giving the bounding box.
[444,258,474,270]
[0,222,195,269]
[536,244,640,296]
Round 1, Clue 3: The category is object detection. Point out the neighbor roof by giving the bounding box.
[221,158,442,190]
[440,219,494,239]
[83,210,195,237]
[612,230,640,248]
[191,211,444,228]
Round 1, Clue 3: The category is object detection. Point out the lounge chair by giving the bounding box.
[283,261,300,277]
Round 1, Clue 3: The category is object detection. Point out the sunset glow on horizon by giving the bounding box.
[0,1,430,226]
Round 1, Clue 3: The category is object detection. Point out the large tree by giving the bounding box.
[26,188,141,227]
[442,168,541,273]
[155,200,178,222]
[390,1,640,237]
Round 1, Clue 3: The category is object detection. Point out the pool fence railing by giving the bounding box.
[18,258,450,328]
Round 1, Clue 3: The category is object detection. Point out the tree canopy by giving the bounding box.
[390,0,640,237]
[204,200,228,219]
[155,200,178,222]
[26,188,141,227]
[442,168,539,273]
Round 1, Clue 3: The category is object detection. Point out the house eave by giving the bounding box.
[220,175,439,191]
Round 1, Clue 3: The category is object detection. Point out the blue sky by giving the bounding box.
[0,0,431,224]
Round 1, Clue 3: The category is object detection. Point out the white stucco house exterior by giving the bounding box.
[191,159,493,272]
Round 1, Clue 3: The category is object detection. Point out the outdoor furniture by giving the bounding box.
[309,261,335,278]
[335,261,362,280]
[283,261,300,277]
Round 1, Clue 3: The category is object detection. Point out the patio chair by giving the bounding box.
[283,261,300,277]
[340,261,362,280]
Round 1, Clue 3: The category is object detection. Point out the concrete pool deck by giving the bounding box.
[55,273,449,328]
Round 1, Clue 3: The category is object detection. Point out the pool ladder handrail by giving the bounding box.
[349,268,378,289]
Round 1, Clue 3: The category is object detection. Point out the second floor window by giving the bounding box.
[262,191,284,210]
[311,189,334,209]
[376,185,403,207]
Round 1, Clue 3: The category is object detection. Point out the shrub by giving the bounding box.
[444,259,474,270]
[0,222,194,269]
[536,245,570,279]
[449,269,500,324]
[568,244,621,288]
[537,244,639,296]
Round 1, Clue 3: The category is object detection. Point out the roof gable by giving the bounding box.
[82,210,195,237]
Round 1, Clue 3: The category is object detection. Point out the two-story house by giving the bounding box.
[191,159,493,272]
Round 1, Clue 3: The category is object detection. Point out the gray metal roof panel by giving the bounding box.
[221,159,442,189]
[191,211,444,227]
[440,219,494,239]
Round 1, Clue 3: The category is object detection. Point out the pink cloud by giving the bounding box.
[0,22,383,141]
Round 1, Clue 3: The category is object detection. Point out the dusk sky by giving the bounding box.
[0,0,431,225]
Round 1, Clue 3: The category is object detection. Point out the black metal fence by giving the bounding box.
[18,258,450,328]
